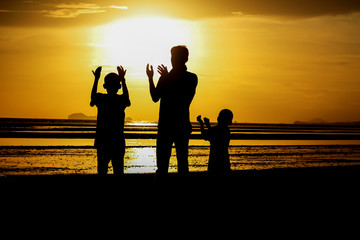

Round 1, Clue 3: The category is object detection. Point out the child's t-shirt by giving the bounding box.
[207,125,231,174]
[92,93,130,147]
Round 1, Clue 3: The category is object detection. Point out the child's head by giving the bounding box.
[171,45,189,68]
[104,73,121,95]
[217,109,233,126]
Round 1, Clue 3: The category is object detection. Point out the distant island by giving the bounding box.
[68,113,133,122]
[68,113,96,120]
[294,118,360,125]
[293,118,328,124]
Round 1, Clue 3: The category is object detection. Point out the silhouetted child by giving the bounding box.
[90,66,131,175]
[197,109,233,175]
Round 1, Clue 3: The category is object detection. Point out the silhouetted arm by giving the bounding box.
[118,65,131,107]
[197,115,205,133]
[187,74,198,106]
[147,64,160,102]
[204,117,211,129]
[197,115,209,140]
[90,66,102,107]
[121,79,131,107]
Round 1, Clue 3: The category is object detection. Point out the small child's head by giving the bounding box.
[217,109,233,126]
[104,73,121,95]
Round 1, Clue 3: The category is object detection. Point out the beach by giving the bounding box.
[1,118,359,223]
[1,118,360,175]
[3,6,360,235]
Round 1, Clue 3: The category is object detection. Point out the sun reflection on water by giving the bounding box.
[125,147,156,173]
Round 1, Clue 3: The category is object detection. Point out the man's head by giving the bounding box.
[217,109,233,126]
[171,45,189,69]
[104,73,121,95]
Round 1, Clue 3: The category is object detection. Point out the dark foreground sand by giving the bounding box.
[2,166,359,205]
[1,166,359,234]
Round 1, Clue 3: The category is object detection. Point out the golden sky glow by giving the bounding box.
[1,1,360,123]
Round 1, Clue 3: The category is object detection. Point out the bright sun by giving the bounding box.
[92,17,193,77]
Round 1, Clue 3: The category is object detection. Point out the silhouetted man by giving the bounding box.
[146,45,198,176]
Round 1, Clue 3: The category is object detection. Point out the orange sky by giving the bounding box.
[1,0,360,123]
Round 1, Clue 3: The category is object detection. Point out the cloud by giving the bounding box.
[229,0,360,18]
[138,0,360,19]
[0,0,129,26]
[43,3,106,18]
[109,6,129,10]
[1,0,360,27]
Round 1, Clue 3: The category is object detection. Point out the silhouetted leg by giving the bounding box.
[175,133,189,175]
[97,146,110,175]
[156,131,173,176]
[111,142,125,175]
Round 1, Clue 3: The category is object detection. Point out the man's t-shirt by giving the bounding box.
[92,93,130,147]
[156,68,198,132]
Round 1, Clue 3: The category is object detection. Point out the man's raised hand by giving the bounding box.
[157,64,168,77]
[146,64,154,79]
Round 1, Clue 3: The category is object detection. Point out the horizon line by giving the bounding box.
[1,116,360,125]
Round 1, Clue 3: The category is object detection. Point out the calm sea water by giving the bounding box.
[1,118,360,175]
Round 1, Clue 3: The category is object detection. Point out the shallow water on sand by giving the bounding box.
[1,118,360,175]
[1,139,360,175]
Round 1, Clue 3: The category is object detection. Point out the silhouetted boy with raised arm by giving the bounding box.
[146,45,198,176]
[90,66,131,175]
[197,109,233,175]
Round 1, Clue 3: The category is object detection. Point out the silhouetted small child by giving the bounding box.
[197,109,233,175]
[90,66,131,175]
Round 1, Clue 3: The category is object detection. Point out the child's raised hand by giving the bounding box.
[146,64,154,78]
[117,65,127,79]
[92,66,102,80]
[204,117,210,126]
